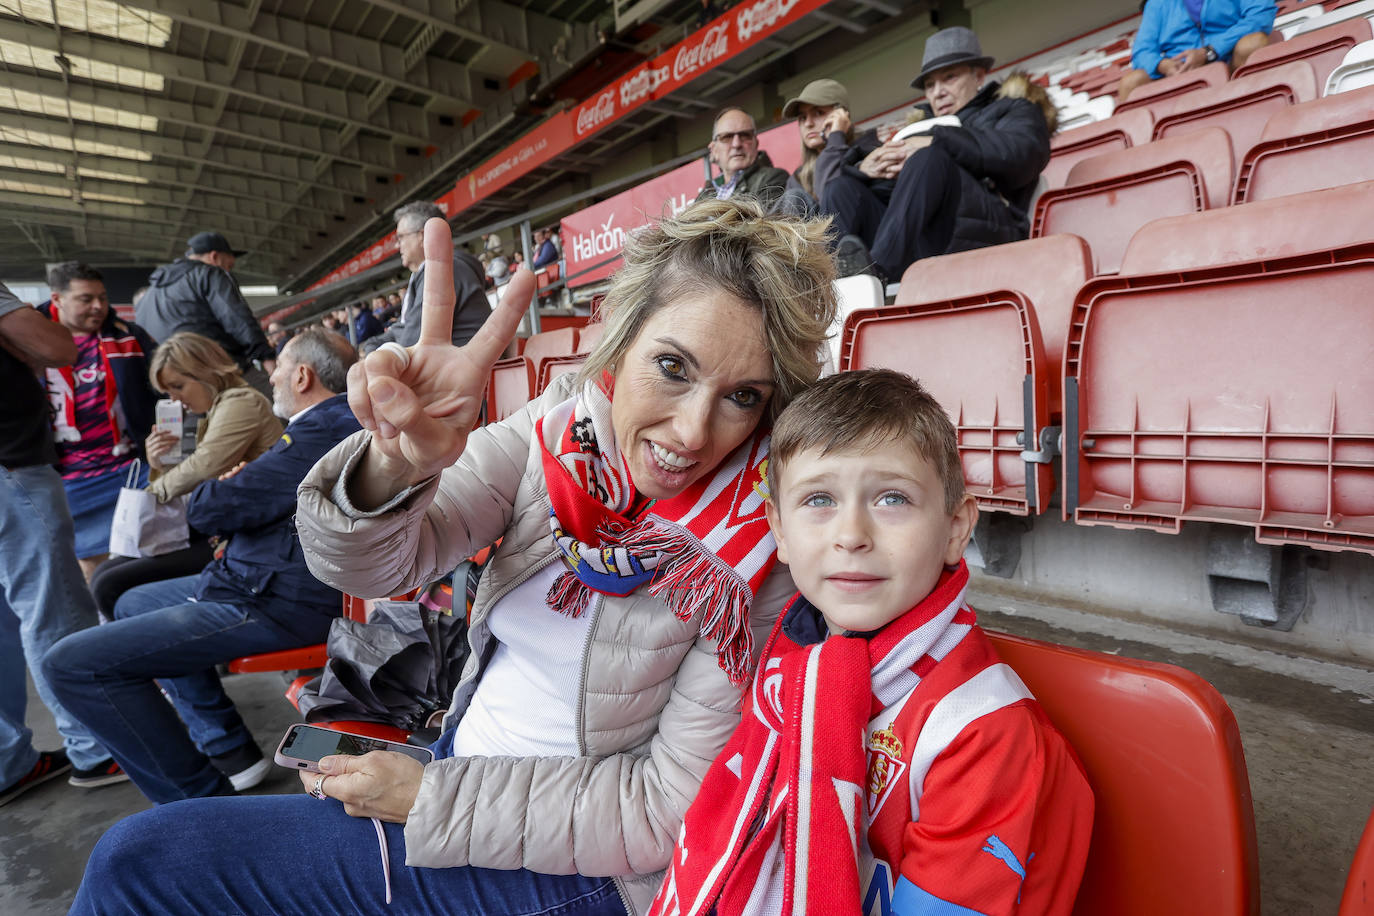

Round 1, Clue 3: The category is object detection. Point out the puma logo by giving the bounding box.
[982,835,1033,902]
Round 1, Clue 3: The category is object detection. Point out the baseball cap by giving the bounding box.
[186,231,246,257]
[781,79,850,119]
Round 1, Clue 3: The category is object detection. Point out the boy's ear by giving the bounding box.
[943,494,979,566]
[764,498,790,565]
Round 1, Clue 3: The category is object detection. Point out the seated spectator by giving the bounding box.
[43,330,362,802]
[779,78,881,216]
[548,226,563,258]
[386,291,402,312]
[487,251,511,288]
[696,108,790,209]
[823,27,1055,285]
[88,333,282,622]
[362,201,491,354]
[1118,0,1275,102]
[532,228,559,270]
[353,301,383,344]
[266,321,290,355]
[40,262,159,579]
[511,251,525,270]
[648,369,1093,915]
[322,309,349,337]
[1,280,129,807]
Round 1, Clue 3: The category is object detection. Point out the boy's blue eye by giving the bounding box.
[803,493,834,508]
[878,492,908,506]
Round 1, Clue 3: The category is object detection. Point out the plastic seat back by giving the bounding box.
[1122,181,1374,274]
[576,320,605,356]
[538,354,587,393]
[823,275,884,374]
[486,356,536,423]
[1044,108,1155,189]
[1326,39,1374,93]
[896,234,1093,418]
[1233,85,1374,202]
[1340,809,1374,916]
[1232,18,1371,86]
[1035,128,1233,274]
[1152,61,1319,168]
[1114,61,1229,118]
[1063,244,1374,554]
[521,327,579,373]
[840,294,1053,515]
[983,630,1260,916]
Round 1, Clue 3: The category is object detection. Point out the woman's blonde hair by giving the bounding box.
[149,332,244,395]
[579,198,837,420]
[794,115,854,198]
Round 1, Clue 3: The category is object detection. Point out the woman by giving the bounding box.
[89,333,282,621]
[68,199,836,915]
[782,78,881,212]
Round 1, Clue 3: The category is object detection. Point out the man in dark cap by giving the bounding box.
[821,27,1055,285]
[136,232,275,393]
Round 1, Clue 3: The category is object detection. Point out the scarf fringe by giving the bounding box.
[547,570,595,618]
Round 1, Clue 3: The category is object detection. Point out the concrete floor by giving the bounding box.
[1,604,1371,915]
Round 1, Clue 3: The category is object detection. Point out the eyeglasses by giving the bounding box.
[712,129,757,144]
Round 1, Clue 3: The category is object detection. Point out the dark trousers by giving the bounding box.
[820,145,966,280]
[90,537,214,620]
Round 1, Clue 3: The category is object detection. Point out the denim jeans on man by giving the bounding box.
[0,464,111,788]
[42,574,311,803]
[70,794,622,916]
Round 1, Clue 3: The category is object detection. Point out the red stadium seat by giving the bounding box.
[1034,127,1233,274]
[840,293,1054,516]
[984,630,1260,916]
[537,354,587,393]
[486,356,536,422]
[521,326,579,374]
[1044,108,1155,190]
[895,234,1093,418]
[1121,181,1374,274]
[1114,61,1229,118]
[1152,61,1319,167]
[1232,18,1371,86]
[576,320,605,356]
[1340,808,1374,916]
[1063,243,1374,555]
[1232,85,1374,203]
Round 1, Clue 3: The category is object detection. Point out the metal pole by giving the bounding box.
[519,219,540,334]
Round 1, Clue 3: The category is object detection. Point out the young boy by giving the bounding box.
[650,369,1093,916]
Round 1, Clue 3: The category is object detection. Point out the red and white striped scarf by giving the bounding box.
[536,377,777,686]
[650,563,975,916]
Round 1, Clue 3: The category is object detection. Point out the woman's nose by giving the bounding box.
[672,394,712,452]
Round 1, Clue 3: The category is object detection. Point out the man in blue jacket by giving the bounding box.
[43,329,362,804]
[1119,0,1275,102]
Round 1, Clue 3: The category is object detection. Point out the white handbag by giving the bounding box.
[108,460,190,558]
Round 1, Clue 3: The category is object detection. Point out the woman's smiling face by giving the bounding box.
[610,291,774,500]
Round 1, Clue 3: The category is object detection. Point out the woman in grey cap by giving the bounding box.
[780,78,881,214]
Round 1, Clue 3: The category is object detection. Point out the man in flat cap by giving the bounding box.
[821,27,1056,285]
[136,231,275,394]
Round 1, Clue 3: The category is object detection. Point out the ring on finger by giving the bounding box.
[376,341,411,371]
[311,774,328,800]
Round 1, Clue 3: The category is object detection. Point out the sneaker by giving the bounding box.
[69,758,131,789]
[210,742,271,792]
[834,234,888,284]
[0,750,72,807]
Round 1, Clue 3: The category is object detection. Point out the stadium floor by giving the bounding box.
[2,601,1370,916]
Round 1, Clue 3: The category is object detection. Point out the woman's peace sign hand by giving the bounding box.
[348,217,531,503]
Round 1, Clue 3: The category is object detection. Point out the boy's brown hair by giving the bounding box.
[767,368,966,513]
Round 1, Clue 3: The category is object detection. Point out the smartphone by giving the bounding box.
[154,399,184,464]
[274,723,434,773]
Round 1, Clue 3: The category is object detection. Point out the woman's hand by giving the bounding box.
[348,218,532,503]
[144,428,179,470]
[298,751,425,823]
[821,107,851,138]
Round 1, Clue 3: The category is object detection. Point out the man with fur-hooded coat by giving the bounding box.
[822,27,1058,283]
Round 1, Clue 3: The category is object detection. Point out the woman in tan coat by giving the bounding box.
[68,200,837,915]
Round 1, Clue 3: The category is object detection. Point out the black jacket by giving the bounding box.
[136,259,273,368]
[696,150,791,209]
[924,78,1052,249]
[787,128,883,204]
[186,393,361,642]
[362,251,490,353]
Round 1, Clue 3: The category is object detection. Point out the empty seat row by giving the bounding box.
[486,321,604,421]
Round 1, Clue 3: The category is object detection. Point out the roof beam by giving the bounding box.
[3,70,395,171]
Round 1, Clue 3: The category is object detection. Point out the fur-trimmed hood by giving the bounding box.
[997,70,1059,134]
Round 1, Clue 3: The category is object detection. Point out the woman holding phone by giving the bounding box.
[66,199,837,916]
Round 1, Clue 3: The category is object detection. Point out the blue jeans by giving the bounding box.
[69,795,623,915]
[0,463,110,788]
[42,575,312,803]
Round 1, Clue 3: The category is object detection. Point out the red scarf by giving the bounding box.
[45,310,131,454]
[536,379,777,686]
[650,564,974,916]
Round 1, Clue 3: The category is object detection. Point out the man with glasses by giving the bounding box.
[361,201,490,354]
[695,108,789,209]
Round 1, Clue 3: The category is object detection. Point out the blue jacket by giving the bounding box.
[1132,0,1276,77]
[353,308,383,343]
[186,393,361,642]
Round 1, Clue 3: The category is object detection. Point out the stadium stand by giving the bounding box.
[486,356,537,423]
[1233,85,1374,201]
[1325,38,1374,91]
[1232,17,1372,85]
[1113,61,1230,117]
[839,292,1054,516]
[1033,127,1234,274]
[1044,108,1155,189]
[985,630,1261,916]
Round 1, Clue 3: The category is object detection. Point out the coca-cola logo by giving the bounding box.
[737,0,800,42]
[576,89,616,135]
[673,23,730,82]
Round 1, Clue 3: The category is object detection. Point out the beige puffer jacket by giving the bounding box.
[295,376,794,914]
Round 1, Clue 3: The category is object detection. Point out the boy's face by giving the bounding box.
[765,438,978,634]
